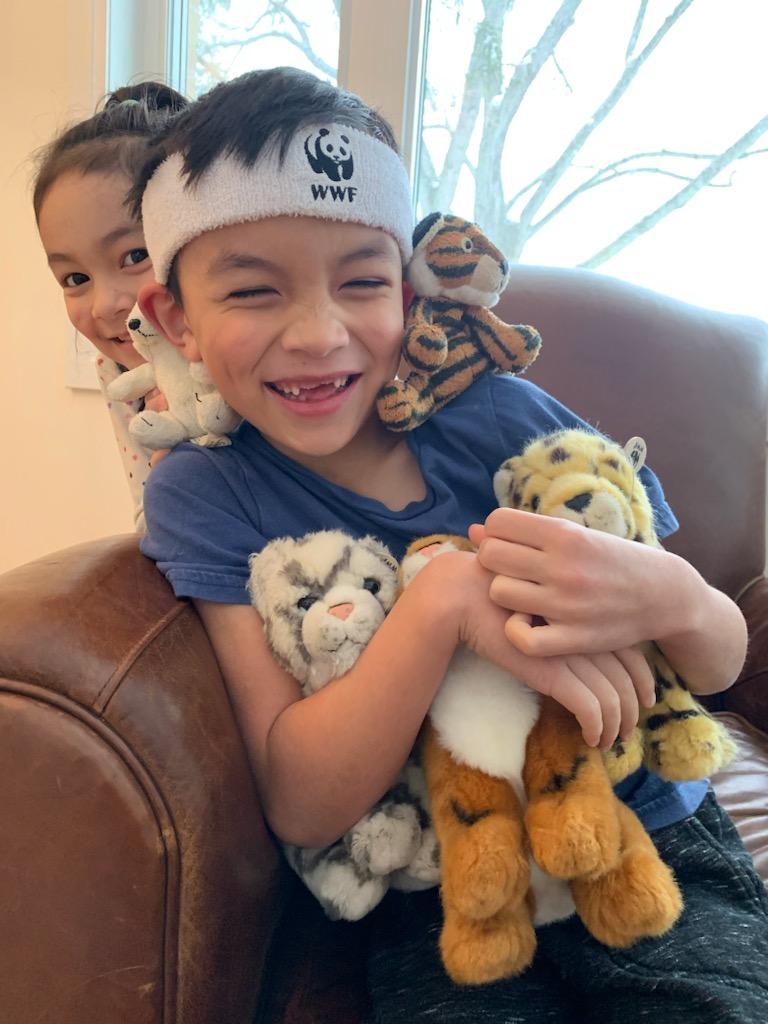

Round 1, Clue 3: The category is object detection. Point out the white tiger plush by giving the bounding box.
[247,529,440,921]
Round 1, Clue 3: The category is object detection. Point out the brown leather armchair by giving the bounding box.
[2,266,767,1024]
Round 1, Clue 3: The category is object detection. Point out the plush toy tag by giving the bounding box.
[624,436,647,475]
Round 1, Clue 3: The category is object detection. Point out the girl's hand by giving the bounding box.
[143,389,170,466]
[144,387,168,413]
[469,508,671,657]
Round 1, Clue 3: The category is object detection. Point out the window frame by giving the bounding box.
[105,0,427,179]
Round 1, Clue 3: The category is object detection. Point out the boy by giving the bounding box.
[135,68,766,1022]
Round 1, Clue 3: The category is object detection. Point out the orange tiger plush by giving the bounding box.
[403,535,683,986]
[376,212,542,431]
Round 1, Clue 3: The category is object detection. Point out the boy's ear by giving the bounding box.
[137,282,202,362]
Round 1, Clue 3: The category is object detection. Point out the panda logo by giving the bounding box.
[304,127,354,181]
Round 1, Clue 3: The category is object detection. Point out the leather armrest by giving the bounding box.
[0,535,285,1024]
[724,576,768,736]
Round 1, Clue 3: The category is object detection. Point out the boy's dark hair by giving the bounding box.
[32,81,188,221]
[132,67,400,305]
[129,67,400,219]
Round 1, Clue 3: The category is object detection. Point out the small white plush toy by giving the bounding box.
[106,305,241,450]
[248,529,440,921]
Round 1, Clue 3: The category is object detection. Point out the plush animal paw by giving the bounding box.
[128,409,195,449]
[602,726,645,785]
[347,802,422,876]
[441,811,531,921]
[390,823,441,890]
[525,790,622,881]
[440,897,537,985]
[640,647,737,781]
[570,801,682,946]
[312,862,390,922]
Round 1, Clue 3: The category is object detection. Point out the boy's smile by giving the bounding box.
[146,216,410,480]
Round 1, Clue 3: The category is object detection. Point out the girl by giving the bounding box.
[33,81,188,528]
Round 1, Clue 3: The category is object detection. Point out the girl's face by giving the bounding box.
[37,169,155,369]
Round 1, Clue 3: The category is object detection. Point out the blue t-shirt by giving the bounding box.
[141,373,705,829]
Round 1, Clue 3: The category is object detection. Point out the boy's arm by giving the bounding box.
[471,508,748,697]
[194,547,652,848]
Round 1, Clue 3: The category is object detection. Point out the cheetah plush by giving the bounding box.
[494,428,737,784]
[247,529,440,921]
[376,212,541,431]
[403,536,682,987]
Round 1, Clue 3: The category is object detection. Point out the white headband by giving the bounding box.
[142,124,414,284]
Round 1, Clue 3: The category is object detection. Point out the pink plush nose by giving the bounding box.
[328,602,354,621]
[418,543,443,559]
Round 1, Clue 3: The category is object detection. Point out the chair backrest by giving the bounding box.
[495,265,768,599]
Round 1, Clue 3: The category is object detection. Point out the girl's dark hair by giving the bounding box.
[32,81,188,221]
[129,67,399,218]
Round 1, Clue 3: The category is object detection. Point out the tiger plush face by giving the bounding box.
[248,530,399,695]
[493,429,658,546]
[406,212,510,308]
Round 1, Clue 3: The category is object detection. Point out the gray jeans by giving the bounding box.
[365,790,768,1024]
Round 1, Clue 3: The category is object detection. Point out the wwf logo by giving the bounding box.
[304,127,354,181]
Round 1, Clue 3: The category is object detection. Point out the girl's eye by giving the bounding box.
[297,594,319,612]
[123,248,149,268]
[62,272,89,288]
[362,578,381,595]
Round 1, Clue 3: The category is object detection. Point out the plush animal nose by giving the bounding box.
[417,543,443,560]
[564,492,592,513]
[328,602,354,620]
[128,317,141,330]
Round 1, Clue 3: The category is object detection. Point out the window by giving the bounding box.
[110,0,767,323]
[416,0,768,322]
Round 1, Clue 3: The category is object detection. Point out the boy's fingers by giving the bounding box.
[614,646,656,710]
[540,672,603,749]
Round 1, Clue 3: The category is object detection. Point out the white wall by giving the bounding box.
[1,0,135,574]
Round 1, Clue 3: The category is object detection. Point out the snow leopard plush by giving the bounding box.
[247,529,440,921]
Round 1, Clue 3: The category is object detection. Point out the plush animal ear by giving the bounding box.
[247,538,293,615]
[359,535,399,576]
[406,213,448,295]
[493,456,526,508]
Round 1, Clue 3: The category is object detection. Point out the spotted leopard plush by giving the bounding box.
[376,212,542,432]
[247,529,440,921]
[494,428,737,784]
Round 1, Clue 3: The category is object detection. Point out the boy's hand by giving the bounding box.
[469,508,668,658]
[439,550,653,749]
[512,619,654,749]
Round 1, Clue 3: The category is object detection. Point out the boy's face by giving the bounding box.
[37,170,154,369]
[147,216,406,463]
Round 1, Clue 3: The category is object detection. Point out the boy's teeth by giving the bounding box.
[276,377,349,397]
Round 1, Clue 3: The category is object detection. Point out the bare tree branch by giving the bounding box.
[626,0,649,60]
[198,0,337,83]
[527,147,761,233]
[513,0,697,251]
[579,114,768,268]
[472,0,584,236]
